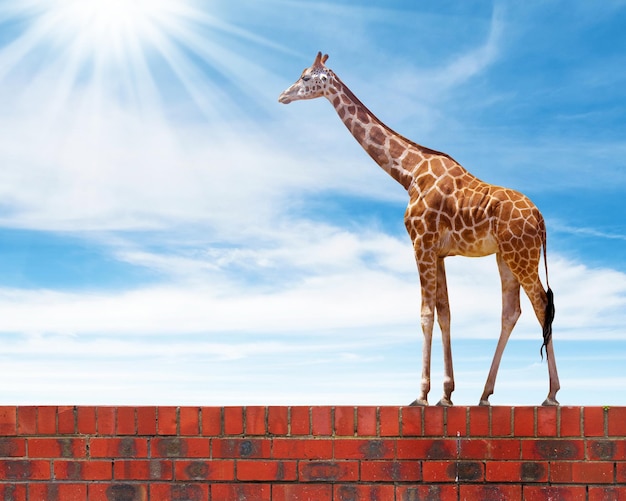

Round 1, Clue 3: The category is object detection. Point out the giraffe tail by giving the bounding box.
[540,236,555,361]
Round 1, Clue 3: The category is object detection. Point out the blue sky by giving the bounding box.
[0,0,625,406]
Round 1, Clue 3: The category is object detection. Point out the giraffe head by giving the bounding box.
[278,51,331,104]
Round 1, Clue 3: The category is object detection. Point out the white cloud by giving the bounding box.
[0,223,624,342]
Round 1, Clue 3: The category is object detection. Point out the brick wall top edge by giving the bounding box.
[1,406,625,439]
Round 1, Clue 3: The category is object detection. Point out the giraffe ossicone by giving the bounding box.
[279,52,560,406]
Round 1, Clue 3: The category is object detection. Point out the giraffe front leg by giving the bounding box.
[436,258,454,407]
[410,305,434,406]
[410,260,437,407]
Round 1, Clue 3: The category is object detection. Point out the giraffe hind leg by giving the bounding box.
[522,281,560,406]
[479,255,521,405]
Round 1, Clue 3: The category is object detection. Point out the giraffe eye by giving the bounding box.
[302,75,311,82]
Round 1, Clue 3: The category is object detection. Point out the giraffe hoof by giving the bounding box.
[542,397,560,406]
[478,399,491,407]
[409,398,428,406]
[436,398,453,407]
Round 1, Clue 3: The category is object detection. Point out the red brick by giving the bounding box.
[90,437,149,458]
[150,484,208,501]
[423,406,444,436]
[29,483,87,501]
[521,439,584,460]
[272,438,332,459]
[272,484,332,501]
[422,460,457,482]
[488,439,521,459]
[356,406,377,436]
[396,438,456,460]
[537,405,557,436]
[211,484,272,501]
[618,462,626,483]
[513,406,535,437]
[157,406,177,435]
[54,460,112,480]
[0,407,17,436]
[469,406,489,436]
[455,461,485,482]
[27,438,87,458]
[299,460,359,482]
[334,406,355,436]
[89,483,148,501]
[77,407,96,435]
[334,439,394,460]
[0,459,51,480]
[334,484,395,501]
[211,483,271,501]
[179,407,200,435]
[401,406,422,436]
[200,407,221,436]
[245,406,266,435]
[459,438,489,459]
[584,406,606,437]
[116,407,136,435]
[0,484,26,501]
[589,487,626,501]
[491,406,512,436]
[223,407,244,435]
[379,407,400,436]
[446,406,467,436]
[460,485,522,501]
[237,460,297,481]
[96,407,115,435]
[17,407,37,435]
[607,407,626,436]
[396,485,457,501]
[587,439,626,461]
[212,438,271,458]
[174,459,234,481]
[151,437,209,458]
[290,407,310,435]
[312,406,332,436]
[361,460,421,481]
[560,406,581,437]
[486,461,547,482]
[571,461,614,483]
[38,406,57,434]
[523,486,587,501]
[267,406,288,435]
[0,437,26,457]
[423,460,484,482]
[57,406,75,434]
[551,461,573,482]
[113,459,173,480]
[136,407,157,435]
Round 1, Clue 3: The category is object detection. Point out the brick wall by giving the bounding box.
[1,406,625,500]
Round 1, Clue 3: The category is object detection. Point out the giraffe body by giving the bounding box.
[279,52,560,406]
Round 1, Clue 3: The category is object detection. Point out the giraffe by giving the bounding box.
[279,52,560,406]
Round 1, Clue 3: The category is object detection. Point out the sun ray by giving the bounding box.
[0,0,301,134]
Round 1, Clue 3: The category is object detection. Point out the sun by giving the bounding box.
[0,0,287,123]
[48,0,182,58]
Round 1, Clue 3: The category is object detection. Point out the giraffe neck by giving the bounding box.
[325,74,445,191]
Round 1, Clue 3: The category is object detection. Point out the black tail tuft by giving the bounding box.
[541,287,555,361]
